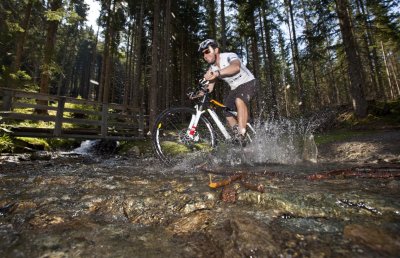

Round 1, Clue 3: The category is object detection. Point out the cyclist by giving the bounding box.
[197,39,257,142]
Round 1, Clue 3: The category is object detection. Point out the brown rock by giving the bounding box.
[344,224,400,255]
[167,210,211,235]
[221,186,237,203]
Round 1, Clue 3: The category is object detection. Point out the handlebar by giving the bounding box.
[187,79,210,99]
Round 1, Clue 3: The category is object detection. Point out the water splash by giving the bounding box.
[73,140,100,155]
[211,117,320,166]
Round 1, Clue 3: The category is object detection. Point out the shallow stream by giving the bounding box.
[0,152,399,257]
[1,120,400,257]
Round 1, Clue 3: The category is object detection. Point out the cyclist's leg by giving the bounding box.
[226,116,237,127]
[232,80,257,135]
[224,90,238,128]
[235,97,248,135]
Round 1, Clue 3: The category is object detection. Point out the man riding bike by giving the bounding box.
[197,39,258,142]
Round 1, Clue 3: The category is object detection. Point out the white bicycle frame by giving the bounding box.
[186,103,256,142]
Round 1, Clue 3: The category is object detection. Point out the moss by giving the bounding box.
[315,130,370,145]
[47,138,81,150]
[335,99,400,129]
[118,139,153,155]
[160,141,191,155]
[15,137,50,151]
[0,134,14,152]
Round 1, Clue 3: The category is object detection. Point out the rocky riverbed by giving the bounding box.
[0,129,399,257]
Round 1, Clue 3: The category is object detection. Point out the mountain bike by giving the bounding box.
[152,79,256,166]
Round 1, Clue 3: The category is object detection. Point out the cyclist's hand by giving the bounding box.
[203,69,218,81]
[188,90,205,99]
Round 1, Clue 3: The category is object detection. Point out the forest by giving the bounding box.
[1,0,399,129]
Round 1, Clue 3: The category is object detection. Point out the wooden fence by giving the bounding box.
[0,87,148,140]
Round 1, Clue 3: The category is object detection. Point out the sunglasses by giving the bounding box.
[203,49,211,55]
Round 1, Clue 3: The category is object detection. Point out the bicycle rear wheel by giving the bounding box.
[152,107,216,166]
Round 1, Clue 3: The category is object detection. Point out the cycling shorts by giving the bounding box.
[223,79,257,117]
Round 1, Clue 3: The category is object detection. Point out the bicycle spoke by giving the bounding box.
[152,107,215,166]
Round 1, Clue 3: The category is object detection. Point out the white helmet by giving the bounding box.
[198,39,218,52]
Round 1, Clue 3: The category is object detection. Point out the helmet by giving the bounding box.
[198,39,218,52]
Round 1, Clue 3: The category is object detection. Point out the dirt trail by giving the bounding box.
[318,129,400,164]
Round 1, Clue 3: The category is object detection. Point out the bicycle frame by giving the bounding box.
[185,90,256,142]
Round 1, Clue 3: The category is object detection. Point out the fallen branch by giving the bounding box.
[208,174,244,188]
[308,165,400,180]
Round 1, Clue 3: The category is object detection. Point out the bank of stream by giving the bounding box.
[0,129,399,257]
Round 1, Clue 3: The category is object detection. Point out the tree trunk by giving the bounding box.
[260,5,278,116]
[99,0,112,103]
[206,0,217,39]
[285,0,305,113]
[132,0,144,109]
[357,0,386,100]
[37,0,62,113]
[12,1,33,76]
[248,6,261,115]
[300,0,321,110]
[149,0,161,130]
[220,0,227,50]
[163,0,172,109]
[4,0,33,93]
[123,23,133,108]
[102,1,116,104]
[335,0,368,118]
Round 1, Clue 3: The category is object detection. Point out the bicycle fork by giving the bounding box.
[186,105,206,141]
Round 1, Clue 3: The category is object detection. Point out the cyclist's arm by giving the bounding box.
[219,59,240,78]
[204,60,241,81]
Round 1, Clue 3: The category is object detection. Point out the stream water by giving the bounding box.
[0,120,399,257]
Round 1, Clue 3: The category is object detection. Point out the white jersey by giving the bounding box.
[210,52,255,90]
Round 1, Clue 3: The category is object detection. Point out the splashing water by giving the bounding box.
[73,140,100,155]
[210,117,320,166]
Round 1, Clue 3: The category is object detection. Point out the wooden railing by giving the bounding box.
[0,87,148,140]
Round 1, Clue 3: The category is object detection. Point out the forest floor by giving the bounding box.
[317,127,400,164]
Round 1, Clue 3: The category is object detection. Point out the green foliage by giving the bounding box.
[47,138,80,150]
[39,62,62,78]
[10,70,32,81]
[5,21,24,33]
[370,99,400,124]
[64,96,96,121]
[16,137,50,151]
[44,8,64,22]
[314,130,370,145]
[0,0,399,126]
[118,140,153,155]
[0,134,13,152]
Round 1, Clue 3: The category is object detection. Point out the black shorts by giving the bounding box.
[223,79,257,117]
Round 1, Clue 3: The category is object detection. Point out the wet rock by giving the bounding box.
[28,214,65,228]
[0,224,19,250]
[387,180,399,189]
[207,215,278,257]
[88,196,128,223]
[1,143,400,257]
[13,201,37,212]
[181,199,214,214]
[0,202,17,216]
[167,210,212,234]
[30,151,52,161]
[93,140,118,155]
[221,185,237,203]
[344,224,400,256]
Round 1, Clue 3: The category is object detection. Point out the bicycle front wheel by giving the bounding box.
[152,107,216,166]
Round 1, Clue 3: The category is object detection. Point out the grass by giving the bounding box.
[314,129,371,145]
[315,99,400,146]
[15,137,50,151]
[0,134,14,152]
[1,98,399,154]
